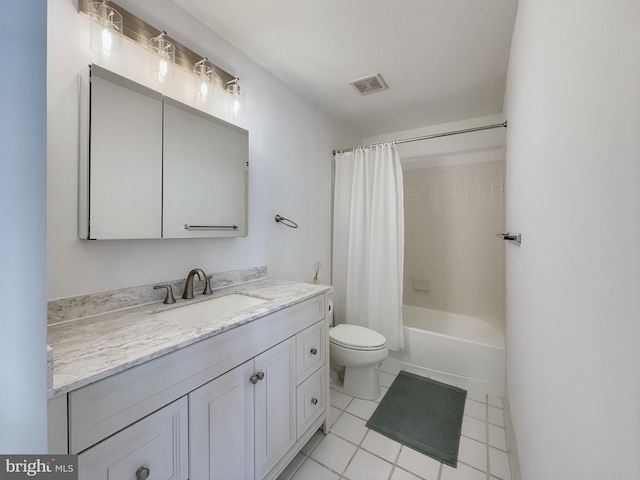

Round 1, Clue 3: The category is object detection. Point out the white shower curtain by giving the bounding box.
[332,143,404,350]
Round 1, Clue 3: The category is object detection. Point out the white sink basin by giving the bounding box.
[154,294,268,326]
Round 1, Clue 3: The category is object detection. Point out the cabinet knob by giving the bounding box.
[136,466,150,480]
[250,371,265,384]
[311,397,318,405]
[310,348,318,355]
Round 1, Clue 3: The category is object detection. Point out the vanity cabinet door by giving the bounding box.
[81,65,163,240]
[254,338,296,479]
[162,97,249,238]
[189,360,255,480]
[78,397,188,480]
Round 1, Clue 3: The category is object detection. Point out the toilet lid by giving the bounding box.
[329,324,387,350]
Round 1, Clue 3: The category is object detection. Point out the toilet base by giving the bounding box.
[334,364,381,400]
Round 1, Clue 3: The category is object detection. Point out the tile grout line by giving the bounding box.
[486,393,491,480]
[306,456,344,479]
[332,378,432,480]
[334,393,365,479]
[338,418,371,480]
[297,392,352,480]
[385,438,405,480]
[284,441,312,480]
[331,427,436,480]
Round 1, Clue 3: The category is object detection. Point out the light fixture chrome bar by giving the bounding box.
[78,0,235,86]
[184,224,239,230]
[333,121,507,155]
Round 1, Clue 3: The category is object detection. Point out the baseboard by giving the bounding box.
[503,388,522,480]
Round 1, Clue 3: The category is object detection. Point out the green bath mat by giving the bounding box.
[366,371,467,467]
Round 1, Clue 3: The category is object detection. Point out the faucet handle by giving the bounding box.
[203,274,213,295]
[154,285,176,304]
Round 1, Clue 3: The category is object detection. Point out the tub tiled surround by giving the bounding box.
[403,161,505,330]
[279,361,515,480]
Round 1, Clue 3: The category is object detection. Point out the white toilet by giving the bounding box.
[329,324,389,400]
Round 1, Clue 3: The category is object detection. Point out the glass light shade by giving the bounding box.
[149,32,175,85]
[88,0,123,60]
[226,80,245,118]
[193,60,216,105]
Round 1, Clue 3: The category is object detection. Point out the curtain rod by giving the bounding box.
[332,121,507,155]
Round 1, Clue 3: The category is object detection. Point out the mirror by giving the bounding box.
[162,98,248,238]
[79,64,249,240]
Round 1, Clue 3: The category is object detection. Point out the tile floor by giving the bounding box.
[278,361,512,480]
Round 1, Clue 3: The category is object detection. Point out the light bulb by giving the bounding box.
[149,31,174,84]
[159,58,168,82]
[233,99,241,115]
[200,81,209,102]
[101,27,112,57]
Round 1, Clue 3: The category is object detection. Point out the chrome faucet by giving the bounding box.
[182,268,206,299]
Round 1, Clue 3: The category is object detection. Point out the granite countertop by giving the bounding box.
[47,278,332,398]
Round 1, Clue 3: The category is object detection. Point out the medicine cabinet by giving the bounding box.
[79,64,249,240]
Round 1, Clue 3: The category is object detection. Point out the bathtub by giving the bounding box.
[387,305,505,396]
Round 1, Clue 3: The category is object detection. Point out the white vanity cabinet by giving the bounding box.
[190,338,296,480]
[61,293,329,480]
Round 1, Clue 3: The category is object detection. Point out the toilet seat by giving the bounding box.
[329,324,387,351]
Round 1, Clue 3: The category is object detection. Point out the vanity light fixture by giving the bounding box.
[226,78,245,118]
[79,0,238,93]
[193,58,216,105]
[88,0,123,59]
[149,31,175,85]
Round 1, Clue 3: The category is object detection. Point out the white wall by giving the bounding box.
[504,1,640,478]
[47,0,359,299]
[0,2,48,452]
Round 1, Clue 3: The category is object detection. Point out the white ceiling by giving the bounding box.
[173,0,519,137]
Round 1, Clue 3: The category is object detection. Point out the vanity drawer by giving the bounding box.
[296,320,326,384]
[78,397,188,480]
[296,367,326,438]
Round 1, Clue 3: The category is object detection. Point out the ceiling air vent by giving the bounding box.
[349,73,389,96]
